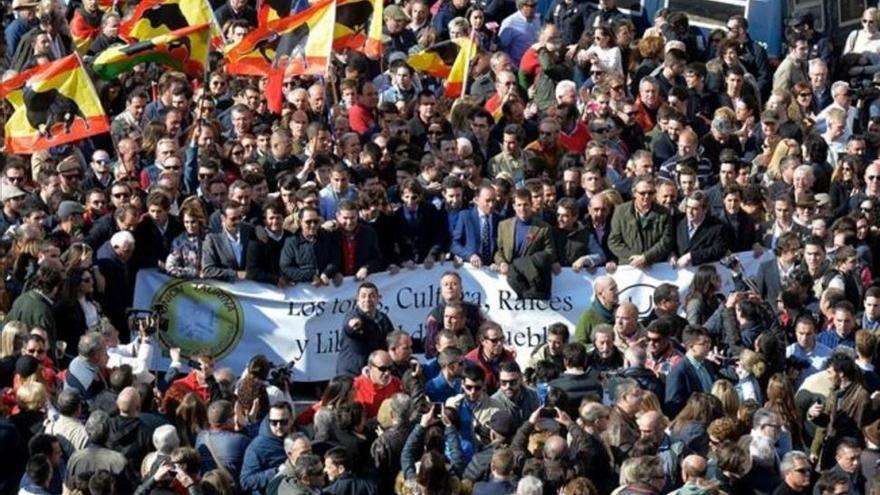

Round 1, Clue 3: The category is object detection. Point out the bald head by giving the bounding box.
[117,386,141,416]
[616,302,638,318]
[594,276,618,308]
[543,435,567,460]
[637,410,666,443]
[681,455,707,481]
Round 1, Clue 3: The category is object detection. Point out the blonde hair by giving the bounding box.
[17,381,48,411]
[714,106,736,123]
[0,321,28,358]
[711,379,740,419]
[638,390,664,415]
[739,349,766,378]
[765,139,800,181]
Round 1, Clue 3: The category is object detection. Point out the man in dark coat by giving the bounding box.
[336,283,395,377]
[245,202,292,286]
[607,177,673,269]
[5,264,62,349]
[279,206,341,284]
[393,180,449,265]
[96,231,137,341]
[671,190,730,268]
[664,326,718,417]
[108,387,154,474]
[322,447,377,495]
[336,200,384,279]
[133,192,183,270]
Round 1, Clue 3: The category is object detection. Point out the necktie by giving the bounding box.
[480,216,491,262]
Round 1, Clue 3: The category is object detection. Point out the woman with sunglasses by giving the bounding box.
[53,267,102,365]
[830,154,865,217]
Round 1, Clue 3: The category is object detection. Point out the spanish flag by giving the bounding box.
[119,0,221,45]
[257,0,291,26]
[92,23,210,80]
[444,37,476,98]
[70,9,102,54]
[407,40,463,79]
[224,0,333,76]
[333,0,382,59]
[0,55,109,153]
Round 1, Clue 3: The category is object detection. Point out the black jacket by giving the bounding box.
[279,230,341,282]
[394,203,449,264]
[134,216,184,270]
[246,231,292,285]
[108,415,154,474]
[674,215,730,265]
[549,369,604,417]
[322,472,377,495]
[336,307,395,377]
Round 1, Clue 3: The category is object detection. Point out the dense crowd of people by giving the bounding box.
[1,0,880,494]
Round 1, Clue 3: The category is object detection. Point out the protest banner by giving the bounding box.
[133,250,771,380]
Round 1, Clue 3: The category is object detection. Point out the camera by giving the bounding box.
[267,360,296,389]
[126,303,170,336]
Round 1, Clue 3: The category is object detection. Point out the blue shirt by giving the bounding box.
[498,11,541,66]
[426,373,461,403]
[786,342,833,388]
[816,329,855,350]
[514,218,532,257]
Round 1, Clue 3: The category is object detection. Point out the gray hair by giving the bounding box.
[515,475,544,495]
[389,393,414,424]
[293,453,323,480]
[780,451,810,474]
[831,80,850,97]
[752,408,779,430]
[85,410,111,445]
[110,230,135,248]
[152,424,180,454]
[448,17,469,34]
[555,80,576,100]
[808,58,827,73]
[592,323,614,343]
[283,432,310,455]
[78,331,105,359]
[624,345,647,367]
[614,378,640,403]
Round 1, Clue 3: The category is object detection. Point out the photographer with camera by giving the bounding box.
[101,312,159,384]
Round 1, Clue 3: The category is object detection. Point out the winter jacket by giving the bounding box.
[240,418,287,494]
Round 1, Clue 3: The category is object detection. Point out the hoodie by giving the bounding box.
[239,418,286,494]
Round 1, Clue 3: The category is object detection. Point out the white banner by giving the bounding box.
[133,251,772,380]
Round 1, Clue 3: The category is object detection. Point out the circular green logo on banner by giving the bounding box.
[151,279,245,360]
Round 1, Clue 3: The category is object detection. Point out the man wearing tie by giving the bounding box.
[492,189,554,275]
[452,183,502,268]
[671,190,729,268]
[201,200,254,281]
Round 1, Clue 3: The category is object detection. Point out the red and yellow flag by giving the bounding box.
[257,0,291,26]
[407,40,463,79]
[93,23,210,80]
[444,37,477,98]
[119,0,222,46]
[333,0,382,58]
[70,10,102,54]
[224,0,333,76]
[0,55,109,153]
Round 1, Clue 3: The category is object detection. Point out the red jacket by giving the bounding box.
[172,371,210,402]
[464,347,516,394]
[353,374,401,418]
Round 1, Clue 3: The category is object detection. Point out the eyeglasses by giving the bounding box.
[500,379,518,386]
[268,418,289,426]
[164,165,182,171]
[6,176,25,183]
[591,70,604,76]
[635,190,656,196]
[485,336,504,344]
[112,192,130,199]
[646,336,664,343]
[24,347,46,356]
[303,219,320,225]
[590,128,607,134]
[372,363,393,373]
[797,92,812,98]
[94,158,111,165]
[863,19,876,24]
[463,383,483,391]
[793,468,811,474]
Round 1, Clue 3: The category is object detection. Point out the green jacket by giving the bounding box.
[6,290,56,347]
[607,202,673,264]
[575,301,614,348]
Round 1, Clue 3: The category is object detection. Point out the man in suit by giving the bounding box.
[671,190,729,268]
[279,206,341,285]
[608,176,673,269]
[492,188,555,275]
[452,183,502,268]
[394,179,448,266]
[664,326,718,417]
[718,184,760,253]
[133,191,182,270]
[337,199,383,280]
[245,201,292,286]
[763,196,810,249]
[754,231,802,312]
[201,200,254,282]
